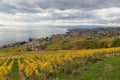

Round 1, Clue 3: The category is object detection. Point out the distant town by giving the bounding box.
[2,27,120,51]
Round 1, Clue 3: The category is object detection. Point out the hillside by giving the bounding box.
[1,27,120,80]
[0,47,120,80]
[2,27,120,51]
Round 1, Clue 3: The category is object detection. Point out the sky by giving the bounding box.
[0,0,120,26]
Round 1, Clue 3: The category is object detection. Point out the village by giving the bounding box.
[2,27,120,51]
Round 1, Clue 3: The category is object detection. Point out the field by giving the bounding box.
[0,47,120,80]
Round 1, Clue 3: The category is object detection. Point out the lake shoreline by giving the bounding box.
[1,26,120,49]
[0,26,68,47]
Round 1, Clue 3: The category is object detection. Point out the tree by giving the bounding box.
[99,41,108,48]
[29,38,33,42]
[112,38,120,47]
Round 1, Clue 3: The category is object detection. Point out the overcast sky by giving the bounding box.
[0,0,120,26]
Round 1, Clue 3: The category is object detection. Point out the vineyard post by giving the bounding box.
[53,63,56,80]
[33,71,35,80]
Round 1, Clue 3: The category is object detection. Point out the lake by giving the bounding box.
[0,26,68,47]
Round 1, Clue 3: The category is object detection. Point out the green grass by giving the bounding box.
[80,56,120,80]
[56,55,120,80]
[0,48,12,53]
[9,59,20,80]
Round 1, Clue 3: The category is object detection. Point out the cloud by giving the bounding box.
[0,0,120,13]
[91,7,120,23]
[0,0,120,26]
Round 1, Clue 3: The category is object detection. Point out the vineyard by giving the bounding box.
[1,47,120,80]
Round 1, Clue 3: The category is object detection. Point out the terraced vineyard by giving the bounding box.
[1,47,120,80]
